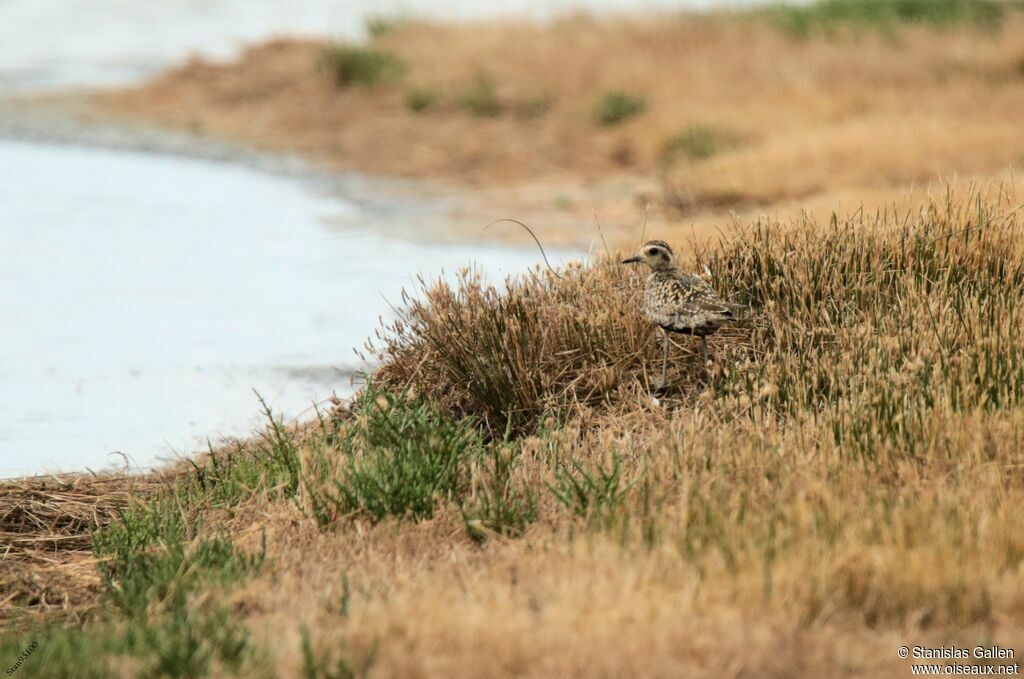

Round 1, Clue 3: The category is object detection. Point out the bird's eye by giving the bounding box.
[647,249,658,256]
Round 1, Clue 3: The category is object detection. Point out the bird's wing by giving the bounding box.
[671,293,738,323]
[677,278,737,316]
[647,276,740,331]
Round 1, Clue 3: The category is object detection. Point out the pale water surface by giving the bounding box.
[0,140,569,477]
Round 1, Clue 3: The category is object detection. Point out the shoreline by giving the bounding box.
[0,94,595,249]
[0,95,588,485]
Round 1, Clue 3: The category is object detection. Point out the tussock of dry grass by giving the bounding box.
[371,187,1024,445]
[368,262,697,435]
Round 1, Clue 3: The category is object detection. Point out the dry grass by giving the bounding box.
[0,473,169,626]
[7,191,1024,676]
[257,417,1024,678]
[94,9,1024,244]
[261,190,1024,677]
[368,262,662,435]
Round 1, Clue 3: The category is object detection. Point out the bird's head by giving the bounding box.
[622,240,675,270]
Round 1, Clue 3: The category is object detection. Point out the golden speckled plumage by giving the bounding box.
[642,269,737,336]
[623,239,743,391]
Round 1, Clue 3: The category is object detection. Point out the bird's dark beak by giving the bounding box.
[622,256,641,265]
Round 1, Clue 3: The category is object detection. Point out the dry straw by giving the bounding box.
[0,472,171,626]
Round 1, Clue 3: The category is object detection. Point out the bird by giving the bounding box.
[622,240,743,393]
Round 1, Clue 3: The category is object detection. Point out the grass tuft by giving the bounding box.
[550,454,630,526]
[458,75,503,117]
[309,387,482,523]
[317,45,406,88]
[404,87,439,113]
[462,446,538,542]
[300,626,378,679]
[370,263,669,436]
[659,125,736,167]
[593,91,647,126]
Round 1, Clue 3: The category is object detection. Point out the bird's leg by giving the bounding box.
[701,336,709,365]
[658,328,669,391]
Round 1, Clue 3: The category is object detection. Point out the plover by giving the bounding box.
[623,240,743,392]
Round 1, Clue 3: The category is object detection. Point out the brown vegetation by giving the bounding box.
[6,191,1024,676]
[0,473,167,625]
[96,12,1024,244]
[241,191,1024,676]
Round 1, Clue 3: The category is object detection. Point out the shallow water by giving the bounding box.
[0,140,570,477]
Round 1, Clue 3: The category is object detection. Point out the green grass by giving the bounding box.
[1,520,266,678]
[1,624,125,679]
[2,388,480,675]
[304,386,541,542]
[593,91,647,126]
[404,87,439,113]
[550,454,631,527]
[659,125,735,167]
[458,75,503,117]
[0,399,311,677]
[1,604,258,679]
[764,0,1007,37]
[300,626,378,679]
[317,45,407,88]
[0,384,535,675]
[308,388,483,523]
[462,446,538,542]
